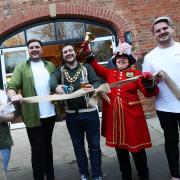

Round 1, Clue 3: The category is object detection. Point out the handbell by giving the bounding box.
[84,32,96,42]
[78,32,96,56]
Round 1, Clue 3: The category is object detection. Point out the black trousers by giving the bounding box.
[157,110,180,178]
[26,116,56,180]
[115,148,149,180]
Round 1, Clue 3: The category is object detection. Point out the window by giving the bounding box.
[0,20,116,85]
[0,20,115,48]
[4,50,27,74]
[86,24,112,37]
[26,23,56,42]
[1,32,25,48]
[90,36,115,64]
[55,22,85,40]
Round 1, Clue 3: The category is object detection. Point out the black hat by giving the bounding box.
[111,52,136,66]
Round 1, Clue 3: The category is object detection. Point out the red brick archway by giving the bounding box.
[0,3,132,39]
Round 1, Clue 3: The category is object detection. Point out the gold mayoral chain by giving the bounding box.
[63,63,83,83]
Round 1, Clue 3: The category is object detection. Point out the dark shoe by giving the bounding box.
[122,177,132,180]
[93,177,102,180]
[81,175,89,180]
[45,177,56,180]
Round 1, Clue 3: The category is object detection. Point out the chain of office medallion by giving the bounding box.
[63,63,83,83]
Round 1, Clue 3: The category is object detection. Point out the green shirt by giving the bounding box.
[0,123,13,149]
[0,90,14,148]
[7,59,55,128]
[50,62,103,110]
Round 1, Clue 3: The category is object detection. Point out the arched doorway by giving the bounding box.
[0,19,117,89]
[0,19,118,129]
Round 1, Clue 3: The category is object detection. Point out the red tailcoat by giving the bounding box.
[89,60,159,152]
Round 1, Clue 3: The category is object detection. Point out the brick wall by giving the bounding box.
[0,0,180,118]
[0,0,180,53]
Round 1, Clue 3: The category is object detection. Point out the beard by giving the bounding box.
[64,55,76,64]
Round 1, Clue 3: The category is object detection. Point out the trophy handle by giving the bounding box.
[84,32,96,43]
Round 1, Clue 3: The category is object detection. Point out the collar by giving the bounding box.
[116,67,131,72]
[27,58,48,64]
[64,62,81,70]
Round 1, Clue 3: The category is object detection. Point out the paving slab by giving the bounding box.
[6,117,171,180]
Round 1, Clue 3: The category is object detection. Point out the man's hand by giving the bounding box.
[80,41,91,56]
[7,89,22,103]
[155,70,165,83]
[10,94,23,104]
[82,84,95,94]
[55,85,65,94]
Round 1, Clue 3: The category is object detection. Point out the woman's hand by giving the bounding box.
[80,41,91,56]
[142,72,153,80]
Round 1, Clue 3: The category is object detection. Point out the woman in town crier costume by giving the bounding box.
[81,42,159,180]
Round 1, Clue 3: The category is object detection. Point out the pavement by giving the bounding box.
[6,116,173,180]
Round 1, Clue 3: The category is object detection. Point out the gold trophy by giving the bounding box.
[78,32,95,88]
[79,32,96,54]
[84,32,96,42]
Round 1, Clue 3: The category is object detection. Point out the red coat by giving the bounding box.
[89,60,159,152]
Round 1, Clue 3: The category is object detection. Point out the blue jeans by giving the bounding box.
[0,148,11,172]
[66,110,102,178]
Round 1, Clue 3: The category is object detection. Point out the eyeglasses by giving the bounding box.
[154,26,169,34]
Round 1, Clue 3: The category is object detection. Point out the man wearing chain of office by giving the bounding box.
[49,44,103,180]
